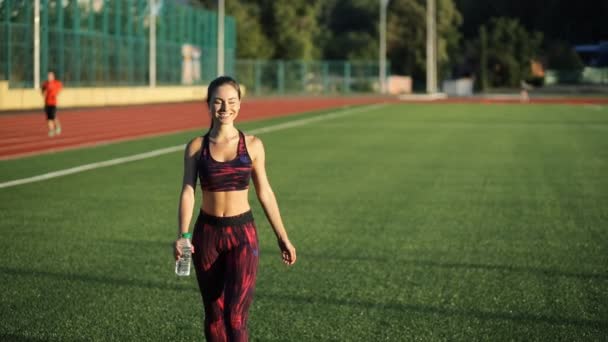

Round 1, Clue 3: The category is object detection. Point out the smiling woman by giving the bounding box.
[174,76,297,341]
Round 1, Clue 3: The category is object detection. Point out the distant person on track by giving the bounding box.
[174,76,297,341]
[41,71,63,137]
[520,80,532,103]
[520,59,545,103]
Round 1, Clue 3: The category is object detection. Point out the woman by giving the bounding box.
[174,76,296,342]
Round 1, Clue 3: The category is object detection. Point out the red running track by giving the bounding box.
[0,97,394,160]
[2,95,607,160]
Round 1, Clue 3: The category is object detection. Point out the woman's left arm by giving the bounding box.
[250,136,296,265]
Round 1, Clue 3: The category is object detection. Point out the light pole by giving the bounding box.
[379,0,389,94]
[34,0,40,89]
[149,0,157,88]
[426,0,437,94]
[217,0,225,77]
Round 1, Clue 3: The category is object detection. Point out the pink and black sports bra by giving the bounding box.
[198,130,252,192]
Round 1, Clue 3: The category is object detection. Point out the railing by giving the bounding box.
[0,0,236,88]
[235,59,389,95]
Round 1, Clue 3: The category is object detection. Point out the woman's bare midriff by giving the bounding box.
[201,189,251,217]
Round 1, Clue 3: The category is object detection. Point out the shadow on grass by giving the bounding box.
[2,265,605,332]
[300,252,608,281]
[0,266,196,293]
[256,292,608,331]
[93,240,607,282]
[0,333,49,342]
[99,240,607,283]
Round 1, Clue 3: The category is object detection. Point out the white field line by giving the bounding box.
[0,104,385,189]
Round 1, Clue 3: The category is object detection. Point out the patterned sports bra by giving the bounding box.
[198,130,252,192]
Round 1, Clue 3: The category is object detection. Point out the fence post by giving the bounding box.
[102,0,109,84]
[5,0,11,83]
[277,60,285,94]
[344,61,351,94]
[255,59,262,95]
[217,0,225,77]
[479,25,488,92]
[138,0,145,84]
[127,0,135,85]
[73,1,81,86]
[88,0,95,85]
[57,0,64,82]
[300,60,308,92]
[114,0,121,84]
[157,5,166,84]
[386,60,391,93]
[149,0,156,88]
[322,61,329,93]
[41,0,48,82]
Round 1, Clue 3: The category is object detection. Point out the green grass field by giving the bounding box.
[1,103,607,341]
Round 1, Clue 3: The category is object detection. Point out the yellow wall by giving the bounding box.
[0,81,207,111]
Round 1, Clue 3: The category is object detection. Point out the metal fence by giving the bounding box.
[545,67,608,85]
[1,1,386,94]
[235,59,388,95]
[0,0,236,88]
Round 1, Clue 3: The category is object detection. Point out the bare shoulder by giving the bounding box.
[185,136,203,157]
[244,134,264,151]
[244,134,265,161]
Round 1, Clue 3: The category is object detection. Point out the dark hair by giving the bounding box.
[206,76,241,105]
[206,76,241,131]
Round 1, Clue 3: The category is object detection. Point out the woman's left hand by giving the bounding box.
[278,239,296,265]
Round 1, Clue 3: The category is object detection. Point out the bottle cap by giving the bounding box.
[181,232,192,239]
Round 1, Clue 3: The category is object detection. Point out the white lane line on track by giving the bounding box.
[0,104,385,189]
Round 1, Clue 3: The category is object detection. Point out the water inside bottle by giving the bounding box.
[175,245,191,276]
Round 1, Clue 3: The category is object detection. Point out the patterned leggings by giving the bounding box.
[192,210,259,342]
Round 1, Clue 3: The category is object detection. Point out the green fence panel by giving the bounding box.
[1,0,11,82]
[0,0,235,88]
[1,0,35,87]
[1,1,391,93]
[546,67,608,85]
[234,59,385,95]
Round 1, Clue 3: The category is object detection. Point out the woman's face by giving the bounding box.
[209,84,240,126]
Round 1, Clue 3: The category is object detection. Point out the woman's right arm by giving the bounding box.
[174,138,202,260]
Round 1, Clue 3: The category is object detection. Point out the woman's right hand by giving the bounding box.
[173,238,195,261]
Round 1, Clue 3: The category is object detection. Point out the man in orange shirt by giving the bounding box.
[41,71,63,137]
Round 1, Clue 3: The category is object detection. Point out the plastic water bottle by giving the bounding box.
[175,232,192,276]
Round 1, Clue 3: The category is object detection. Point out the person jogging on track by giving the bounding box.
[41,71,63,137]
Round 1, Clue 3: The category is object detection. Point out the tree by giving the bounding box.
[228,1,274,59]
[192,0,464,80]
[479,17,543,87]
[454,0,608,51]
[386,0,425,77]
[321,0,378,60]
[437,0,463,78]
[194,0,274,59]
[386,0,462,84]
[195,0,323,60]
[264,0,322,60]
[544,41,584,70]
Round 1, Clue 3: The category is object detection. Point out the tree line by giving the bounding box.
[194,0,605,89]
[4,0,598,88]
